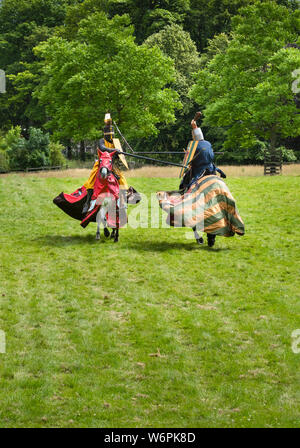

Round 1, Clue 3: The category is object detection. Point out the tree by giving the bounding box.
[0,0,73,131]
[145,24,199,93]
[123,0,190,43]
[143,24,200,154]
[190,1,300,155]
[35,12,181,143]
[62,0,118,39]
[185,0,299,53]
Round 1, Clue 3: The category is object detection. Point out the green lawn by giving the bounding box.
[0,174,299,428]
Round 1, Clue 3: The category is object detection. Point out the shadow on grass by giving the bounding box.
[34,234,98,246]
[122,240,231,253]
[33,234,232,252]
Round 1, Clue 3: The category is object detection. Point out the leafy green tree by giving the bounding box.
[121,0,190,43]
[143,24,200,154]
[145,24,200,100]
[62,0,116,39]
[190,1,300,156]
[35,12,181,143]
[185,0,299,52]
[63,0,191,42]
[185,0,249,52]
[0,0,73,131]
[198,33,230,68]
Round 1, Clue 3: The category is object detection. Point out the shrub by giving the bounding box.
[0,150,9,172]
[49,141,66,167]
[8,127,50,169]
[277,146,297,162]
[0,126,22,171]
[0,126,22,152]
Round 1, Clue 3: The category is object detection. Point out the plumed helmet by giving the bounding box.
[103,112,114,142]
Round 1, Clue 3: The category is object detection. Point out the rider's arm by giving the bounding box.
[216,167,227,178]
[192,127,204,141]
[99,138,116,153]
[191,119,204,141]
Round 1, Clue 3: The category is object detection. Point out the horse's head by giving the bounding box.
[97,149,116,180]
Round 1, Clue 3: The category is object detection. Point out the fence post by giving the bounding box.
[264,149,282,176]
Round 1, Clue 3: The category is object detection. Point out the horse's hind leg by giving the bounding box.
[207,233,216,247]
[113,228,119,243]
[96,211,101,240]
[110,228,118,241]
[96,224,100,240]
[193,226,203,245]
[103,216,110,238]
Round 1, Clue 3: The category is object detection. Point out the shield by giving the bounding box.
[113,138,129,169]
[179,141,198,178]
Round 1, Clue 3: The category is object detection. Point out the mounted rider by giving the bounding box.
[82,113,131,213]
[178,112,228,247]
[180,112,226,191]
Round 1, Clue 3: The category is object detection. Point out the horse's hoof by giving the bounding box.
[114,237,119,243]
[96,233,100,241]
[196,237,204,245]
[104,228,110,238]
[207,234,216,247]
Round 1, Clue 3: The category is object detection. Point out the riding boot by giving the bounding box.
[82,189,93,214]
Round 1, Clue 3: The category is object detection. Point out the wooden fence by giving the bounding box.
[0,164,69,174]
[264,150,282,175]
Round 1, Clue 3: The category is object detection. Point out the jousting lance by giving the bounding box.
[112,149,188,169]
[113,120,135,154]
[133,151,224,155]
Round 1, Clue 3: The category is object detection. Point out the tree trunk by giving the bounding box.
[67,145,72,159]
[270,129,277,153]
[80,140,86,161]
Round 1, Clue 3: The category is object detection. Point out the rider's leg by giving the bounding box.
[82,188,93,214]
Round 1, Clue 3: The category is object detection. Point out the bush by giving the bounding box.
[0,126,22,152]
[8,127,50,169]
[277,146,297,162]
[49,141,66,167]
[0,126,22,171]
[216,140,267,165]
[0,150,9,172]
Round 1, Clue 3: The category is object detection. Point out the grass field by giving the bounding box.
[0,171,299,428]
